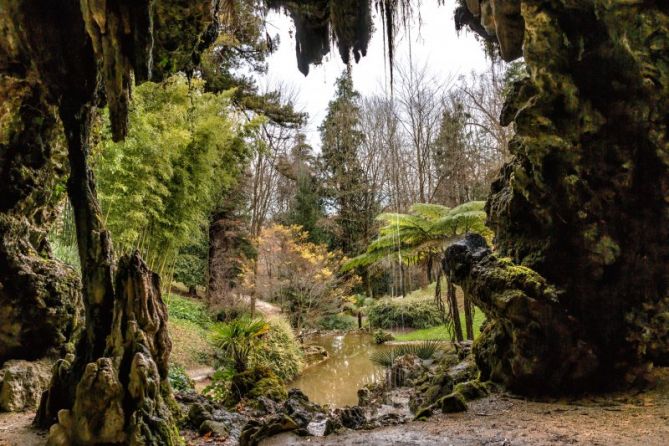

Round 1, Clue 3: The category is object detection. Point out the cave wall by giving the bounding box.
[1,0,223,439]
[446,0,669,392]
[0,6,84,365]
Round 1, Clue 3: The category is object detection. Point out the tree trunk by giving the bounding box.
[463,289,474,341]
[447,278,463,343]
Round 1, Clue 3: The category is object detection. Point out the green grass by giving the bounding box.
[392,308,486,341]
[166,293,212,328]
[165,294,215,369]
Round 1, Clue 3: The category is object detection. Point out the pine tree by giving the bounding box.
[319,71,378,255]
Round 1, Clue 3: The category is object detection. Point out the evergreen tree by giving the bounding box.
[319,71,378,255]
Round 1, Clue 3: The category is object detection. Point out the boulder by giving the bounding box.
[453,380,489,401]
[302,345,328,365]
[0,359,52,412]
[239,414,299,446]
[438,393,467,413]
[336,406,366,429]
[389,354,424,387]
[199,420,229,438]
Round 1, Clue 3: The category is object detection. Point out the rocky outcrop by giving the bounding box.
[2,0,223,441]
[0,360,52,412]
[455,0,524,61]
[450,1,669,392]
[0,12,84,367]
[43,253,179,446]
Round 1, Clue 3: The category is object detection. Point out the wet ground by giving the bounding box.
[3,368,669,445]
[290,333,391,407]
[264,368,669,446]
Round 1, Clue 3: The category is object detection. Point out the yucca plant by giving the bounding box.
[211,317,270,373]
[370,340,443,367]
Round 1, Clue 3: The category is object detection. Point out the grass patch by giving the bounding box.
[392,308,486,341]
[166,293,212,328]
[166,294,214,369]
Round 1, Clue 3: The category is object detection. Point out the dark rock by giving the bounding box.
[438,393,467,413]
[239,414,299,446]
[199,420,229,438]
[336,406,366,429]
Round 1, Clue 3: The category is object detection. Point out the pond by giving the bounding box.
[290,332,391,407]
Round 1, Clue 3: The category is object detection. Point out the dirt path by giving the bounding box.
[264,368,669,446]
[0,412,45,446]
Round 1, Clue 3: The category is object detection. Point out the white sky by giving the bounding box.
[262,0,491,149]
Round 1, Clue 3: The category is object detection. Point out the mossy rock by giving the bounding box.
[453,380,489,401]
[413,406,433,421]
[248,375,288,402]
[228,367,287,406]
[438,393,467,413]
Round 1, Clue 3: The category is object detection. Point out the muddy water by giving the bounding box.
[290,333,391,407]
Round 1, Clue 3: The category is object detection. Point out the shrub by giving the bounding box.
[373,329,394,344]
[211,317,270,373]
[251,316,304,382]
[208,315,304,403]
[167,294,212,328]
[168,364,195,391]
[317,313,357,331]
[367,296,442,329]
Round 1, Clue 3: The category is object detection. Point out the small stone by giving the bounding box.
[199,420,229,437]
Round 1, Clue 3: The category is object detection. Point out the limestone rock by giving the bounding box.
[43,253,180,446]
[199,420,229,437]
[438,393,467,413]
[390,354,425,387]
[0,360,52,412]
[303,345,329,365]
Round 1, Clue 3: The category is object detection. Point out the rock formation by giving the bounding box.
[446,1,669,392]
[1,0,222,441]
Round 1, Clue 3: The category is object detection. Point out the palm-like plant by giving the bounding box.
[211,317,270,373]
[343,201,491,341]
[342,201,490,275]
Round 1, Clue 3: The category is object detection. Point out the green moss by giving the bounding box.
[453,380,488,401]
[227,367,288,406]
[438,392,467,413]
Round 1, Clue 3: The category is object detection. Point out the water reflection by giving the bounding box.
[290,332,391,407]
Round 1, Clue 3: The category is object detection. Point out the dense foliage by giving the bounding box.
[93,74,254,275]
[367,295,443,329]
[242,224,360,330]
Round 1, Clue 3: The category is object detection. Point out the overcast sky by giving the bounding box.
[261,0,491,149]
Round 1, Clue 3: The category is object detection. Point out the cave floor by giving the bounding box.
[2,368,668,446]
[263,367,669,446]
